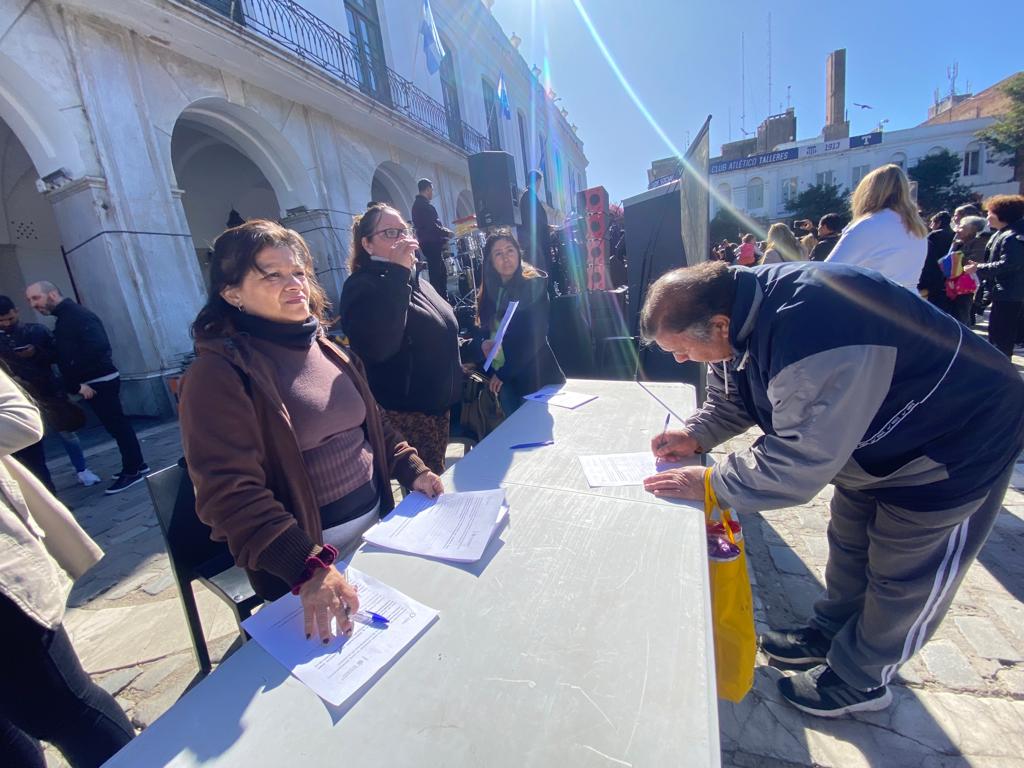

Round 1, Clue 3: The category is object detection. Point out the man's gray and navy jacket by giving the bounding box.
[688,263,1024,512]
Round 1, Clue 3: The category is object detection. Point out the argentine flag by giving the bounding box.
[497,72,512,119]
[421,0,446,74]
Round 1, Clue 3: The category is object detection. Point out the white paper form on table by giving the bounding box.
[523,385,598,410]
[483,300,519,371]
[578,451,700,487]
[362,489,508,563]
[241,567,437,707]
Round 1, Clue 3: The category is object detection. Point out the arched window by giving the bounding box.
[714,183,731,215]
[747,177,764,210]
[963,142,982,177]
[889,152,907,170]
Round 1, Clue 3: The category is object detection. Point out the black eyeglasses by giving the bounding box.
[370,227,415,240]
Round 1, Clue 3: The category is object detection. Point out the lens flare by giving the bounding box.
[567,0,767,240]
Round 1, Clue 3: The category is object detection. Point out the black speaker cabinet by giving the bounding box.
[623,182,705,387]
[468,151,521,228]
[624,182,688,336]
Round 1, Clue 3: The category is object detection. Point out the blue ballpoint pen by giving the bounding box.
[509,440,554,449]
[351,610,389,626]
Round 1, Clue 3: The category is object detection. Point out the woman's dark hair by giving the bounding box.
[191,219,330,340]
[349,203,404,273]
[640,261,735,343]
[984,194,1024,226]
[475,232,541,328]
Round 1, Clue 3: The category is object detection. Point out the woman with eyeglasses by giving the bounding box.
[473,233,564,417]
[179,220,442,643]
[339,203,462,474]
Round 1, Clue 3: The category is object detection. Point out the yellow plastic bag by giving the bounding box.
[704,468,756,702]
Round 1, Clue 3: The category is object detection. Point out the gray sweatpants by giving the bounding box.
[810,461,1013,690]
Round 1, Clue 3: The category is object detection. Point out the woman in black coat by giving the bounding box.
[339,203,462,473]
[475,233,564,416]
[964,195,1024,358]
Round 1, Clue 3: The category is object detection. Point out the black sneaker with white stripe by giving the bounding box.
[778,664,892,717]
[759,626,830,666]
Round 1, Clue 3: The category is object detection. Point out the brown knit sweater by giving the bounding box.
[179,331,428,600]
[248,337,374,507]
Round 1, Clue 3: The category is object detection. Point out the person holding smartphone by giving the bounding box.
[339,203,462,474]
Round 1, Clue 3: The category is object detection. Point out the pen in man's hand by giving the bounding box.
[657,412,672,450]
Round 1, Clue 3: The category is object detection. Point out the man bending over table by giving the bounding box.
[639,260,1024,717]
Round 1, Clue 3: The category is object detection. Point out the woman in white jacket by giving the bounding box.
[825,164,929,290]
[0,369,134,767]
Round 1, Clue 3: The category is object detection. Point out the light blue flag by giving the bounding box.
[420,0,446,75]
[496,72,512,119]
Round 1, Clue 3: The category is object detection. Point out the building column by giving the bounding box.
[52,14,211,416]
[280,208,351,307]
[46,176,204,417]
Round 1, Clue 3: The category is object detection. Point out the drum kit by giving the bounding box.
[444,229,487,316]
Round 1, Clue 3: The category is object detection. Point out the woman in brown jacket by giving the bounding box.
[179,220,442,644]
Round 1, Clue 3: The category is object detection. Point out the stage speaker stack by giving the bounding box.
[468,151,521,228]
[579,185,609,291]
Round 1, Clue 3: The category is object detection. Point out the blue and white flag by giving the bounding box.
[496,72,512,119]
[420,0,446,75]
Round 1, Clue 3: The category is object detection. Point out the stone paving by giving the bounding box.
[39,359,1024,767]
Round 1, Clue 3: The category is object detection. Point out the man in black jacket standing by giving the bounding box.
[411,179,453,300]
[25,282,147,494]
[518,170,550,273]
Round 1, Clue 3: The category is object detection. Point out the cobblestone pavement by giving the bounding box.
[41,358,1024,767]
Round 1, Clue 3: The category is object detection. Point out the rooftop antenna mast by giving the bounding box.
[947,62,959,101]
[740,32,750,136]
[767,13,772,117]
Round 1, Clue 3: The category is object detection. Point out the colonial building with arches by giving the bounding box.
[0,0,588,415]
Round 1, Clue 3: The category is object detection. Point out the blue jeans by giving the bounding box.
[58,431,86,473]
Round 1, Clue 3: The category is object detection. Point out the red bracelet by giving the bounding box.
[290,543,340,595]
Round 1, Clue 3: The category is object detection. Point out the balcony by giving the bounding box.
[194,0,490,155]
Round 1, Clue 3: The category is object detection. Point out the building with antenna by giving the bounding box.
[647,50,1018,225]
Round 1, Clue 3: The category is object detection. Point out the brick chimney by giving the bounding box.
[823,49,850,141]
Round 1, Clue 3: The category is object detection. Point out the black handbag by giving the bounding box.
[39,395,87,433]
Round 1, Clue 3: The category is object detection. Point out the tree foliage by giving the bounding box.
[709,207,747,244]
[908,149,974,215]
[977,72,1024,183]
[784,183,850,225]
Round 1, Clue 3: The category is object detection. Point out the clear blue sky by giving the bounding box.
[490,0,1020,206]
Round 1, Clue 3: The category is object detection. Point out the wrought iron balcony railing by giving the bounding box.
[194,0,490,154]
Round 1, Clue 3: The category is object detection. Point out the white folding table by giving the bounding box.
[103,379,719,767]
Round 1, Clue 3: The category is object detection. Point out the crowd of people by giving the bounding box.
[712,164,1024,359]
[3,157,1024,764]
